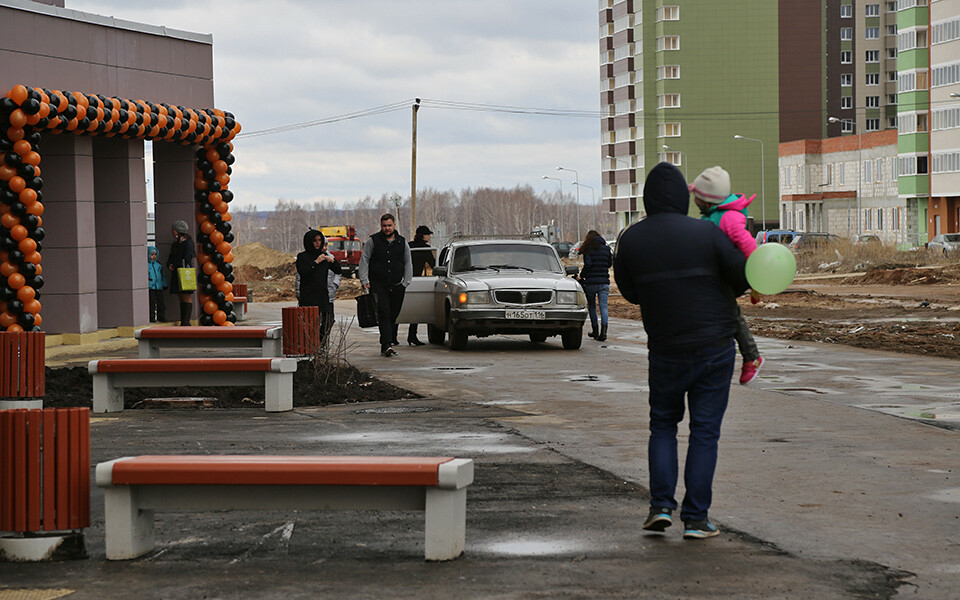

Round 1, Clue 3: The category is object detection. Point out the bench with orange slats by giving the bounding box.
[89,357,297,413]
[233,296,247,321]
[96,455,474,561]
[135,325,280,358]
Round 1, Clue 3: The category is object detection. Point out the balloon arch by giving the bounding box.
[0,84,242,331]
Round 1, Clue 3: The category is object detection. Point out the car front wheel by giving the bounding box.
[561,327,582,350]
[448,320,468,350]
[529,333,547,343]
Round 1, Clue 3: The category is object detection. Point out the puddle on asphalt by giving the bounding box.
[858,402,960,423]
[354,406,438,414]
[307,431,535,454]
[564,372,641,394]
[771,387,828,395]
[925,488,960,503]
[475,538,591,556]
[478,400,532,406]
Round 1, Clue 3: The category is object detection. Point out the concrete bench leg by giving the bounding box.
[93,374,124,413]
[264,372,293,412]
[262,338,282,358]
[103,487,156,560]
[424,487,467,561]
[138,342,161,359]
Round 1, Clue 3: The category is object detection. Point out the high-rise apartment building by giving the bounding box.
[599,1,899,231]
[901,0,960,242]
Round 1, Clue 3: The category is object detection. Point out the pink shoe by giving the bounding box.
[740,356,764,385]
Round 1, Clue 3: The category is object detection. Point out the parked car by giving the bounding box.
[551,241,574,258]
[927,233,960,255]
[787,232,841,252]
[852,234,882,246]
[396,238,588,350]
[756,229,798,245]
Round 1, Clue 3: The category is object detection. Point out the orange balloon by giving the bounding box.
[222,252,234,263]
[207,192,222,204]
[19,188,37,204]
[213,160,228,174]
[197,293,211,305]
[10,225,28,241]
[212,310,226,325]
[208,231,224,245]
[13,140,31,156]
[216,241,231,255]
[26,202,43,217]
[200,221,215,235]
[226,292,235,302]
[8,272,26,289]
[197,253,211,265]
[215,173,230,188]
[216,281,232,294]
[25,252,41,265]
[206,149,220,163]
[215,202,228,215]
[6,324,24,332]
[25,299,41,315]
[0,165,16,181]
[221,212,232,223]
[22,152,40,167]
[7,84,28,105]
[0,311,16,328]
[8,176,26,194]
[194,178,208,191]
[223,321,235,327]
[34,264,41,275]
[202,261,218,275]
[6,127,24,142]
[32,313,42,326]
[18,238,36,254]
[210,272,225,286]
[1,213,20,229]
[8,109,27,129]
[0,262,16,277]
[204,300,219,315]
[17,285,35,303]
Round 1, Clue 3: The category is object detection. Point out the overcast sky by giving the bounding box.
[76,0,602,210]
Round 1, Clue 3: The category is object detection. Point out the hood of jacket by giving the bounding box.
[147,246,160,262]
[302,230,324,257]
[705,193,753,215]
[642,162,689,216]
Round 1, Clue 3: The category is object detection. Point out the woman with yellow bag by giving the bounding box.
[166,220,196,326]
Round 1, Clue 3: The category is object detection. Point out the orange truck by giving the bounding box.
[320,226,362,278]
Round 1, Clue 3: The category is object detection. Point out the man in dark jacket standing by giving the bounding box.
[613,162,748,540]
[359,214,413,357]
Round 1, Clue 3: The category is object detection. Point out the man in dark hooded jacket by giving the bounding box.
[613,162,748,540]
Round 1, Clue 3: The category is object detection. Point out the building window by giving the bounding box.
[841,96,853,109]
[657,65,680,80]
[660,151,682,166]
[866,27,880,39]
[866,118,881,131]
[841,73,853,86]
[932,62,960,87]
[841,50,853,64]
[932,18,960,45]
[866,4,881,16]
[891,157,898,180]
[864,160,873,182]
[658,93,681,108]
[841,27,853,41]
[841,119,854,133]
[656,6,679,21]
[797,165,804,188]
[866,50,880,62]
[898,72,916,92]
[866,95,881,107]
[783,168,791,187]
[876,209,884,231]
[613,15,633,33]
[888,71,898,82]
[657,35,680,51]
[876,158,883,181]
[892,206,901,231]
[888,25,897,36]
[889,116,898,128]
[917,113,928,131]
[658,122,681,137]
[841,4,853,17]
[823,164,833,185]
[918,155,929,174]
[887,47,897,59]
[887,93,898,105]
[864,209,873,231]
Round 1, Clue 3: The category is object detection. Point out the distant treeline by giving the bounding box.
[229,186,617,253]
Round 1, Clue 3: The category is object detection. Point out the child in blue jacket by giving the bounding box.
[147,246,167,322]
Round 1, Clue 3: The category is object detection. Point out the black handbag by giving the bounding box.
[355,292,378,328]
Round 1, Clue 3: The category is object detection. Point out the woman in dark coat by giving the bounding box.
[165,220,195,326]
[578,229,613,341]
[296,230,342,337]
[406,225,435,346]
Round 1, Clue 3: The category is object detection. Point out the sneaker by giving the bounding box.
[642,507,673,532]
[683,519,719,539]
[381,348,397,357]
[739,356,764,385]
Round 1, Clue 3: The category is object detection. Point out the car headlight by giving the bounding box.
[458,291,489,305]
[556,291,579,305]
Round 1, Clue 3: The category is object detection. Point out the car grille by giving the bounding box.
[494,290,553,305]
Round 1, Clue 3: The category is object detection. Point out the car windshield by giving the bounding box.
[450,244,563,274]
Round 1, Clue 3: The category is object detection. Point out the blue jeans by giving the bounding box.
[647,340,735,522]
[582,283,609,331]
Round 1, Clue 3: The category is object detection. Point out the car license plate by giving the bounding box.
[505,309,545,320]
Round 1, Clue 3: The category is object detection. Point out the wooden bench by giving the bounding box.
[233,296,247,321]
[89,358,297,413]
[135,326,281,358]
[95,455,474,561]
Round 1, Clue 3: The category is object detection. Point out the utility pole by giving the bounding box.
[410,98,421,238]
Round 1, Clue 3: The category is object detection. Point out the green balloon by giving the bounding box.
[745,243,797,295]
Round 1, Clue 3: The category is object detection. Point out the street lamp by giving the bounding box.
[828,116,861,237]
[661,144,687,180]
[605,154,631,169]
[542,175,564,241]
[733,135,766,230]
[557,166,582,241]
[572,182,596,230]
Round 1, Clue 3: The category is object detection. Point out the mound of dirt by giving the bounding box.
[232,243,296,269]
[41,361,420,409]
[849,265,960,285]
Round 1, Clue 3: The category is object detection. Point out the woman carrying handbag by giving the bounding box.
[166,220,196,326]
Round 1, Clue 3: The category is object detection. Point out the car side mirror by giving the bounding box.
[565,265,579,276]
[433,266,447,277]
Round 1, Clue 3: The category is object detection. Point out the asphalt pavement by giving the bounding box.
[2,299,957,599]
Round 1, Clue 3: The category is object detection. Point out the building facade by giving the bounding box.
[599,1,899,231]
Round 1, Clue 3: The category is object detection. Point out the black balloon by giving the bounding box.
[194,190,208,202]
[212,252,224,265]
[26,132,41,146]
[17,312,34,328]
[198,202,214,215]
[200,283,215,296]
[221,190,234,203]
[22,215,39,229]
[0,237,15,251]
[225,273,235,283]
[86,106,97,121]
[215,221,231,234]
[201,242,216,255]
[20,262,36,278]
[221,262,233,275]
[4,152,21,167]
[208,211,222,223]
[226,312,236,324]
[17,164,35,179]
[221,301,234,312]
[0,286,15,301]
[208,181,221,193]
[9,202,26,216]
[20,98,40,116]
[29,177,42,191]
[1,189,16,204]
[30,227,44,241]
[0,97,17,113]
[7,299,23,314]
[213,291,225,303]
[30,275,43,290]
[198,314,214,326]
[7,250,24,264]
[223,232,235,244]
